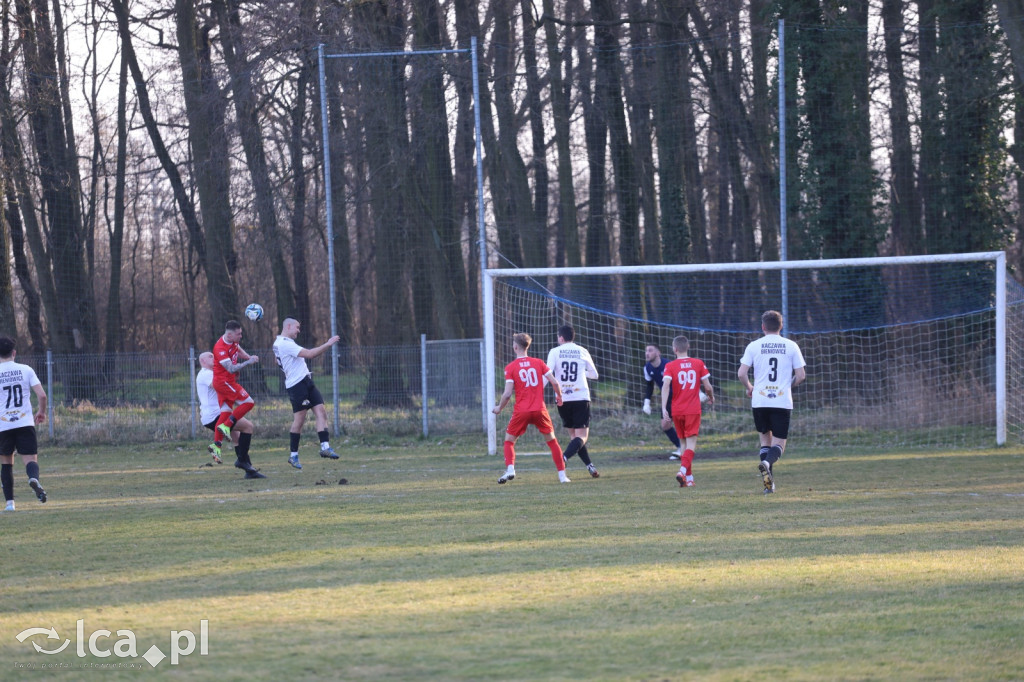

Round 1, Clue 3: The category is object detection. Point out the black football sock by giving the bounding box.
[767,445,783,466]
[318,430,329,445]
[238,432,253,463]
[1,464,13,501]
[759,446,771,460]
[26,460,40,481]
[666,429,681,447]
[290,432,301,452]
[563,437,583,461]
[578,444,592,467]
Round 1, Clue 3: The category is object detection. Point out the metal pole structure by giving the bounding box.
[483,273,496,455]
[778,19,789,333]
[995,251,1007,445]
[46,350,54,439]
[189,346,197,439]
[421,334,429,438]
[472,36,490,442]
[318,44,341,428]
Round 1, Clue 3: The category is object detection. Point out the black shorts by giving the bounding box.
[286,376,325,413]
[0,426,39,456]
[557,400,591,429]
[752,407,792,440]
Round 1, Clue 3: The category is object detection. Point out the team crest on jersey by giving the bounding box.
[1,410,22,423]
[563,387,576,395]
[759,386,786,400]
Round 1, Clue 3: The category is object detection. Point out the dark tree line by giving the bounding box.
[0,0,1020,373]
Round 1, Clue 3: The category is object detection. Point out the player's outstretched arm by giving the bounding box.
[299,336,341,360]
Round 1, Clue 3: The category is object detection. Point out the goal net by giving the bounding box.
[484,252,1023,455]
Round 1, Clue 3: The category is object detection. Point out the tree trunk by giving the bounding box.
[213,0,295,326]
[492,0,533,266]
[353,0,414,407]
[410,0,466,339]
[995,0,1024,87]
[576,0,609,266]
[593,0,640,267]
[16,0,97,353]
[652,2,688,266]
[105,48,128,354]
[176,0,239,335]
[627,0,659,264]
[882,0,923,256]
[288,50,313,346]
[452,0,481,334]
[521,0,550,268]
[0,17,45,350]
[917,0,943,253]
[541,0,581,268]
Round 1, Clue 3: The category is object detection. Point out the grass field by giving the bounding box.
[1,435,1022,680]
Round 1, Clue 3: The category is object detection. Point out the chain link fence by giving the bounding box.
[20,339,486,446]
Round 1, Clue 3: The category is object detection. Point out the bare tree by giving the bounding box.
[175,0,239,335]
[15,0,98,353]
[212,0,296,326]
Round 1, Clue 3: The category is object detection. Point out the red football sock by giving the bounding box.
[548,439,565,471]
[682,449,695,473]
[213,412,231,444]
[503,441,515,467]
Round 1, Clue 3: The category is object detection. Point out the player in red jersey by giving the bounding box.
[212,320,264,479]
[492,332,567,484]
[661,335,714,487]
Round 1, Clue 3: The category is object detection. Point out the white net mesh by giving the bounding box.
[488,258,1024,452]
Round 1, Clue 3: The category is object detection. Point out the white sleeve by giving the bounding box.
[739,341,755,367]
[544,349,557,385]
[583,349,598,379]
[792,342,807,369]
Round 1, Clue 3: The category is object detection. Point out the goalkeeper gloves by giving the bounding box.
[642,399,652,415]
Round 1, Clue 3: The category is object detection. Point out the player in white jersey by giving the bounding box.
[545,324,600,478]
[0,336,48,510]
[196,352,254,466]
[272,318,341,469]
[737,310,807,493]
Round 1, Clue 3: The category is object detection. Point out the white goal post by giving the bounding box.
[484,252,1014,455]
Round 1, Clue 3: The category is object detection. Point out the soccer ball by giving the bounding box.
[244,303,264,322]
[699,390,708,403]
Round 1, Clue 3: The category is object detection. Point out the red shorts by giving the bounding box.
[213,377,251,407]
[672,413,702,439]
[506,409,554,437]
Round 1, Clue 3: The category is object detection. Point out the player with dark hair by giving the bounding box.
[196,351,255,473]
[0,336,48,510]
[642,344,683,458]
[211,320,264,478]
[493,333,568,484]
[662,335,714,487]
[738,310,806,493]
[272,318,341,469]
[546,324,600,478]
